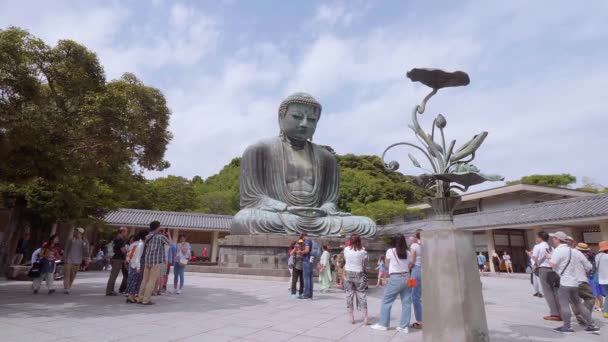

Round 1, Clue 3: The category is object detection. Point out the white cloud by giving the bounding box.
[2,0,607,188]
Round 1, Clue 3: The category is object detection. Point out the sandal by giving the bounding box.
[411,322,423,329]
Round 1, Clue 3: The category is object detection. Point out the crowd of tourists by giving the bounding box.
[529,230,605,334]
[287,231,424,334]
[27,221,191,305]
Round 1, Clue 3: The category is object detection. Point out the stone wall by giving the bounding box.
[214,234,389,277]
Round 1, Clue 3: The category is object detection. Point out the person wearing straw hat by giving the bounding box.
[571,243,595,326]
[62,227,90,294]
[595,240,608,318]
[548,231,599,334]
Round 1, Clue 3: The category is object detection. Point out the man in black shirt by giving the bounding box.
[106,227,128,296]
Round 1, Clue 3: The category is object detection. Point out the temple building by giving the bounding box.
[381,184,608,273]
[103,209,231,262]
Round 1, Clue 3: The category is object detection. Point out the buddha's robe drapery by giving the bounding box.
[231,137,376,238]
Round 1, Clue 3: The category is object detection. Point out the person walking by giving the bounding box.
[172,234,191,294]
[126,230,147,303]
[570,243,596,326]
[138,221,169,305]
[503,251,513,273]
[106,227,128,296]
[549,231,598,334]
[343,234,369,325]
[319,244,332,293]
[532,231,560,321]
[371,234,412,333]
[62,227,90,294]
[13,232,31,265]
[375,256,387,287]
[33,235,63,294]
[290,240,304,298]
[300,233,314,300]
[409,235,423,330]
[595,240,608,318]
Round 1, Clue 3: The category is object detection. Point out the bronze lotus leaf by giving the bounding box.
[411,173,436,189]
[433,172,504,188]
[406,68,470,89]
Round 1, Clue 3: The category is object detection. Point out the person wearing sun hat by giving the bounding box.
[569,242,596,326]
[595,240,608,318]
[548,231,599,333]
[62,227,90,294]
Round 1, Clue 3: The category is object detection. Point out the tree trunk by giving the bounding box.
[0,204,22,276]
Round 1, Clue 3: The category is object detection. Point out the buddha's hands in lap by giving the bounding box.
[286,206,327,218]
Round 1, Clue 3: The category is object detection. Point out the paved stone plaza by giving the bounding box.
[0,271,604,342]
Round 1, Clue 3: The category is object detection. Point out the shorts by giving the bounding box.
[478,264,485,270]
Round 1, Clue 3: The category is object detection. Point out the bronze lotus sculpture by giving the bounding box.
[382,68,503,202]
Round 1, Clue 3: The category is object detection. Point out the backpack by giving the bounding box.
[310,240,322,265]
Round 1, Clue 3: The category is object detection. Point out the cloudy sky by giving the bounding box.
[2,0,608,189]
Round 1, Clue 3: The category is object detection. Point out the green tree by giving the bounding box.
[147,176,196,212]
[507,174,577,188]
[350,200,413,225]
[192,158,240,215]
[0,27,172,271]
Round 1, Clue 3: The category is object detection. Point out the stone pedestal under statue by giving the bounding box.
[215,234,386,278]
[421,221,489,342]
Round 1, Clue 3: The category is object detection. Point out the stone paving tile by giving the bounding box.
[242,328,298,342]
[0,272,605,342]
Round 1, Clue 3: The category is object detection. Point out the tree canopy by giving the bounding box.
[0,27,172,223]
[506,174,577,188]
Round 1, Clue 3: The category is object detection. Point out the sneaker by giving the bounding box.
[396,327,409,334]
[543,316,562,321]
[553,326,574,334]
[176,289,181,294]
[33,290,38,294]
[64,289,70,294]
[297,294,304,299]
[48,289,55,295]
[370,324,388,331]
[290,294,297,299]
[584,325,600,333]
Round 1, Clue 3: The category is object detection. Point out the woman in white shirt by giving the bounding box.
[125,230,147,304]
[173,234,191,294]
[596,240,608,318]
[371,234,412,334]
[343,234,369,325]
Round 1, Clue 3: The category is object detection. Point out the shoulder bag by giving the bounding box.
[547,248,571,288]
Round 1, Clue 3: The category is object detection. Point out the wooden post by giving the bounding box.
[211,231,219,262]
[486,229,496,273]
[601,220,608,241]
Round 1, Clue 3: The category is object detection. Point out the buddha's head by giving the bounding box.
[278,92,322,142]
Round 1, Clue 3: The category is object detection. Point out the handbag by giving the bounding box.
[28,261,41,278]
[407,277,418,288]
[287,255,295,268]
[179,257,189,266]
[547,248,571,288]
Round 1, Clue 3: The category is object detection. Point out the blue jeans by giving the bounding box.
[303,260,313,298]
[604,285,608,313]
[411,265,422,322]
[173,262,185,288]
[378,274,412,328]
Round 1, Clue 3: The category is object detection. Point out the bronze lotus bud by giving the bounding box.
[435,114,447,129]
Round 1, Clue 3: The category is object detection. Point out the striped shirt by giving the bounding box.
[144,233,169,265]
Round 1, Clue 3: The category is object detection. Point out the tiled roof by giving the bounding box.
[380,193,608,235]
[104,208,232,232]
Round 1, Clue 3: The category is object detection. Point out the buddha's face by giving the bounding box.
[280,103,319,141]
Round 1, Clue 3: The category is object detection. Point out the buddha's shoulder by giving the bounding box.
[310,142,338,161]
[242,137,281,154]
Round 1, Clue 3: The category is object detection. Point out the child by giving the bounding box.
[375,255,387,287]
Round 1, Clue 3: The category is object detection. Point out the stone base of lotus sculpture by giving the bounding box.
[421,223,489,342]
[215,234,387,278]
